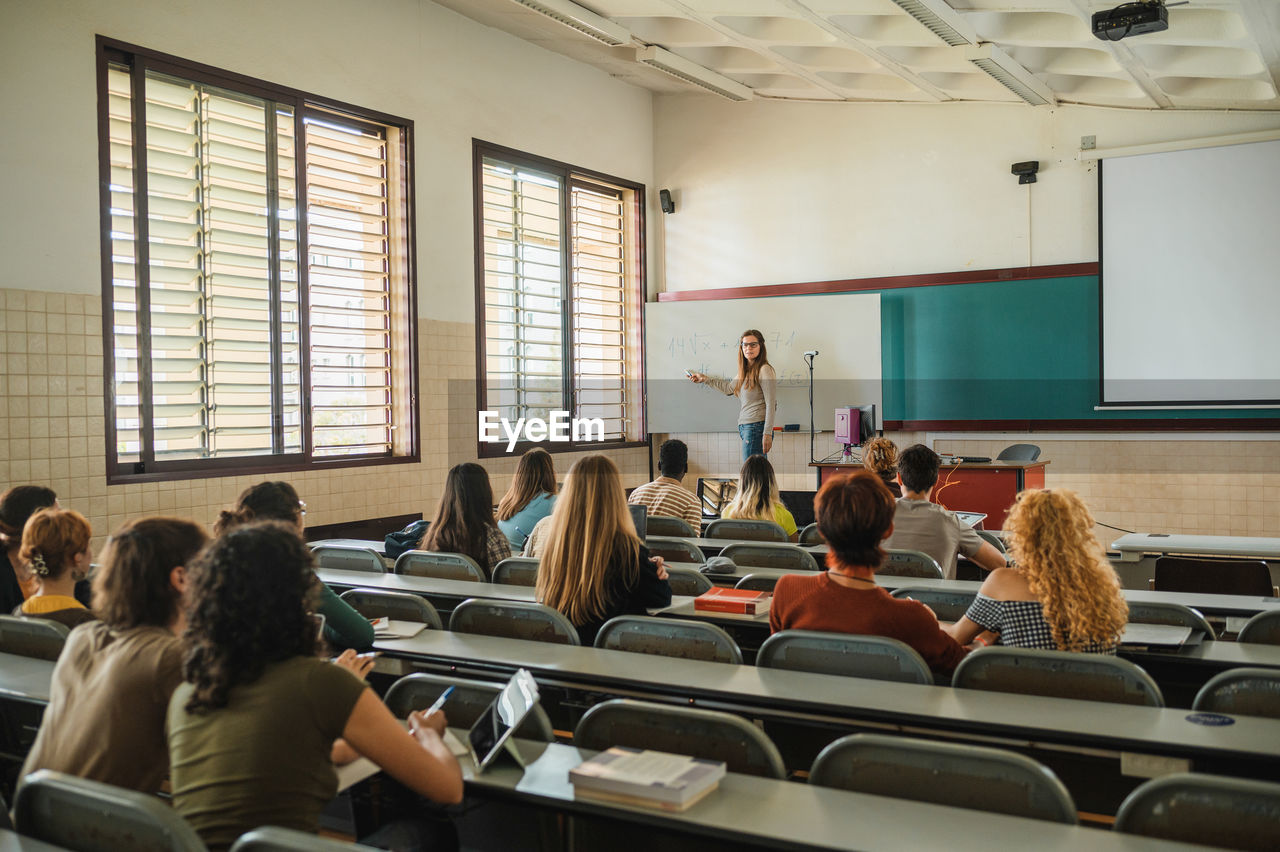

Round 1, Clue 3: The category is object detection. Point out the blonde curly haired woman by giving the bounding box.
[945,489,1127,653]
[861,436,901,498]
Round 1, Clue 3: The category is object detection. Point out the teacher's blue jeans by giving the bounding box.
[739,421,766,462]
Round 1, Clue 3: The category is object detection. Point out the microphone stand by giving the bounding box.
[805,352,817,464]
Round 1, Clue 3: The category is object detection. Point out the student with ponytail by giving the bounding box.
[17,507,96,628]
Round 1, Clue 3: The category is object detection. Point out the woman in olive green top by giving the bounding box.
[168,522,462,851]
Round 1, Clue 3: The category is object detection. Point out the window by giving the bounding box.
[474,142,645,456]
[97,39,418,481]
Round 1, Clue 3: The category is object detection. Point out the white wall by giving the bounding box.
[652,96,1280,292]
[0,0,655,323]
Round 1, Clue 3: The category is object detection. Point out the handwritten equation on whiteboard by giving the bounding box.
[666,329,810,386]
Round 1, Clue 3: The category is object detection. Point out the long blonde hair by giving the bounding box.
[733,329,770,393]
[496,448,556,521]
[724,454,782,522]
[1005,489,1128,651]
[535,455,640,626]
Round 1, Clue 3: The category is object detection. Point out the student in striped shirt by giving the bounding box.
[627,439,704,532]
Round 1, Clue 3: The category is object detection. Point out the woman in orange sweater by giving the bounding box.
[769,470,966,675]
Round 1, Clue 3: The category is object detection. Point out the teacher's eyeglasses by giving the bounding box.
[741,341,760,350]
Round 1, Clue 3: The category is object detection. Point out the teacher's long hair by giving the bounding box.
[733,328,770,392]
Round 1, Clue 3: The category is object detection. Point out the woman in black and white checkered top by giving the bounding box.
[945,489,1127,654]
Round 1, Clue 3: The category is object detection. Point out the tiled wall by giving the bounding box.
[0,288,649,554]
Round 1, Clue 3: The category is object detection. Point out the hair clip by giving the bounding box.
[30,552,49,577]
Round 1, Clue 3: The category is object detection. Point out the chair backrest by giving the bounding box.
[890,587,977,623]
[310,545,386,574]
[232,826,377,851]
[735,573,779,593]
[492,556,539,587]
[338,588,442,629]
[645,515,698,538]
[703,518,787,543]
[995,443,1041,462]
[757,630,933,685]
[952,646,1164,707]
[383,672,556,741]
[574,698,786,779]
[1115,772,1280,849]
[720,542,820,572]
[14,769,206,852]
[798,523,822,545]
[1153,556,1275,597]
[643,536,705,564]
[1238,609,1280,645]
[665,567,713,597]
[1126,601,1216,640]
[594,615,743,664]
[0,615,70,661]
[394,550,486,582]
[811,733,1076,823]
[449,598,581,645]
[1191,667,1280,720]
[975,529,1006,553]
[880,549,944,579]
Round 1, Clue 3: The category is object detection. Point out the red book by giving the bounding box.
[694,587,771,615]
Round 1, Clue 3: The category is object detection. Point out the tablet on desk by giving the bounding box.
[468,668,540,773]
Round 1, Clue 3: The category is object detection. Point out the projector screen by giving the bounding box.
[1100,138,1280,406]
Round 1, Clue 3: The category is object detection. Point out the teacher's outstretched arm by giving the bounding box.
[688,329,777,462]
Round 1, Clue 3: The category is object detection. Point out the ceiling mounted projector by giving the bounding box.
[1092,1,1170,41]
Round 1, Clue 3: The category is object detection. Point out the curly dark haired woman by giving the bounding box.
[167,522,462,851]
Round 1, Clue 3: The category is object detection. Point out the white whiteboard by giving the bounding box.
[645,293,882,433]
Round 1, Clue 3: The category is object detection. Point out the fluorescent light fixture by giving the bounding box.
[964,44,1056,106]
[888,0,978,47]
[636,46,753,101]
[508,0,631,46]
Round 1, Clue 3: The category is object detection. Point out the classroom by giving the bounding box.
[2,0,1280,849]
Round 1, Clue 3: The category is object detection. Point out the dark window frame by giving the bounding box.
[472,140,647,460]
[96,36,420,484]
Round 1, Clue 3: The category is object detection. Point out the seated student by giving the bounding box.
[535,455,672,645]
[21,517,207,792]
[769,471,967,675]
[721,454,798,541]
[168,522,463,851]
[17,508,96,628]
[216,482,374,651]
[861,436,902,498]
[421,463,511,578]
[946,489,1128,654]
[495,448,557,552]
[627,438,704,532]
[0,485,58,614]
[884,444,1006,580]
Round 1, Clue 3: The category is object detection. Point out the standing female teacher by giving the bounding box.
[689,329,778,461]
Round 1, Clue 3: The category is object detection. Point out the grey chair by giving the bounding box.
[1192,667,1280,720]
[645,515,698,537]
[798,523,822,545]
[1115,772,1280,849]
[704,518,787,543]
[595,615,743,664]
[995,443,1041,462]
[644,535,705,565]
[395,550,486,582]
[232,826,378,851]
[1238,609,1280,645]
[310,545,386,574]
[1127,601,1216,640]
[735,573,779,592]
[809,733,1077,824]
[1152,556,1277,597]
[665,566,713,597]
[384,672,556,741]
[890,587,977,623]
[757,630,933,685]
[952,646,1164,707]
[449,598,581,646]
[14,769,206,852]
[575,698,786,779]
[492,556,539,587]
[0,615,70,661]
[881,549,944,579]
[720,542,820,572]
[975,529,1006,553]
[339,588,443,630]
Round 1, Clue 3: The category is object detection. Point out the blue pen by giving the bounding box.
[424,685,455,716]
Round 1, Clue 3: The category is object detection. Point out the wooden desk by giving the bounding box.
[1111,533,1280,563]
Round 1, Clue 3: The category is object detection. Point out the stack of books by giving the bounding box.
[694,586,771,615]
[570,746,726,812]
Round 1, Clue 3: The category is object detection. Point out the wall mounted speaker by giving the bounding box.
[659,188,675,214]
